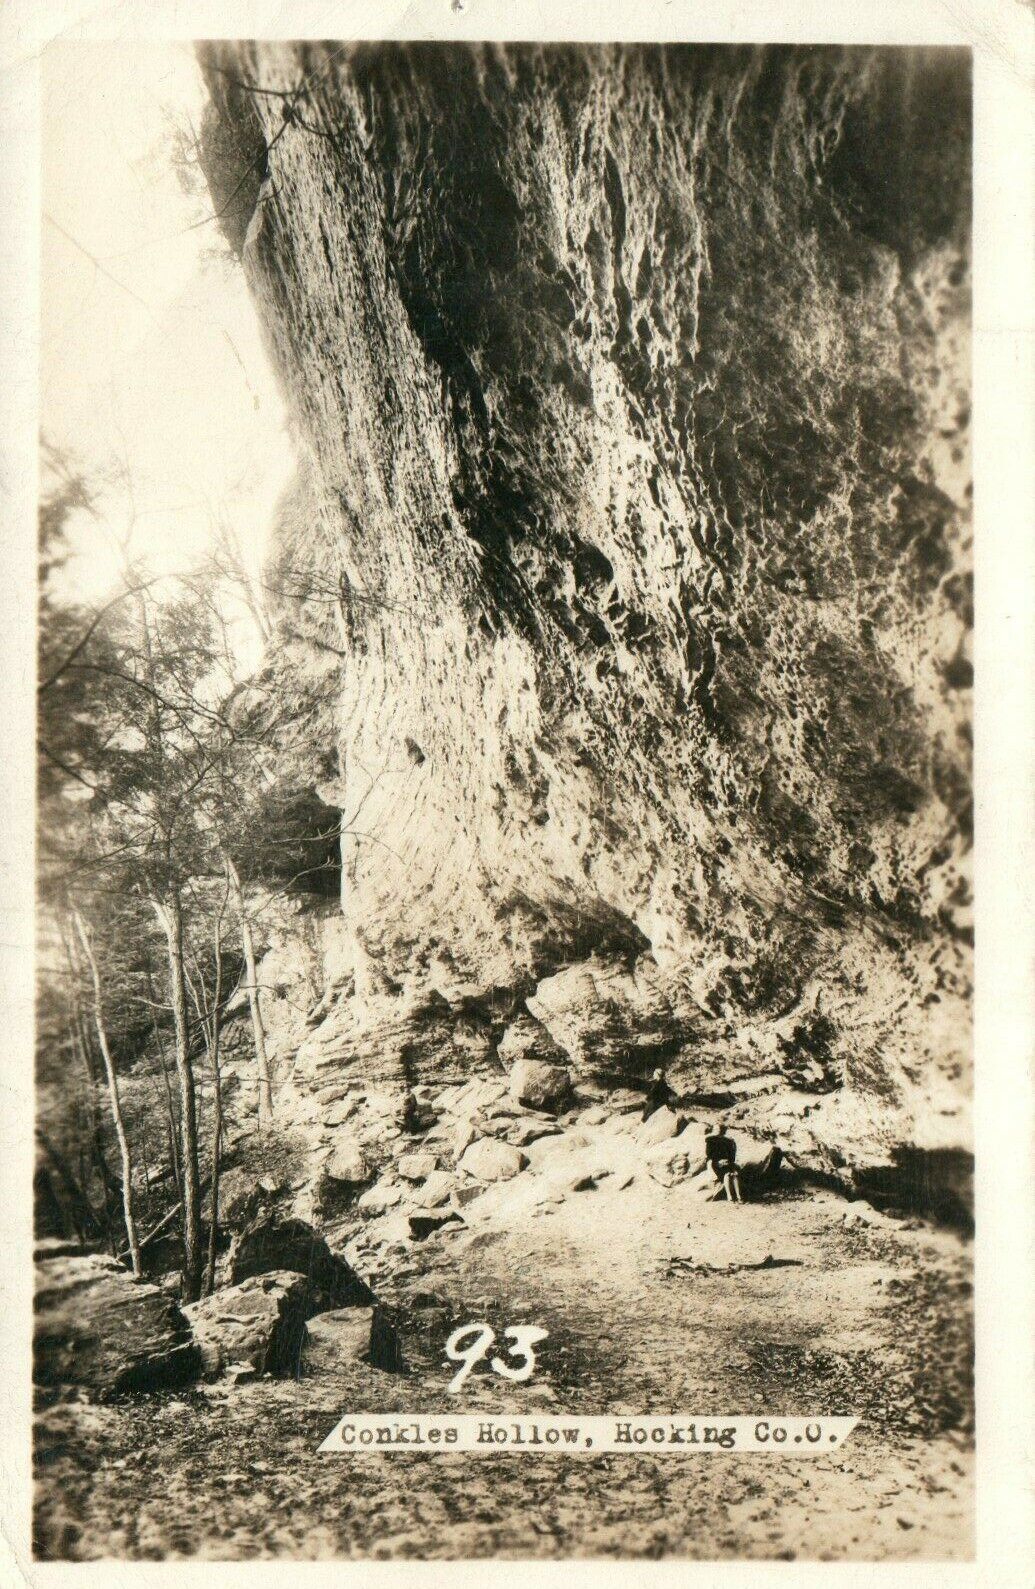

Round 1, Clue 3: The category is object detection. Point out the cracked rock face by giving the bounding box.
[34,1252,200,1392]
[199,44,971,1187]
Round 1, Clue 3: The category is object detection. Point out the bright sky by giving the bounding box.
[41,39,295,623]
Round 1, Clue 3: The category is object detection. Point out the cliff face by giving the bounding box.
[198,44,971,1191]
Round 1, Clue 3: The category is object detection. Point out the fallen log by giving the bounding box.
[118,1200,182,1260]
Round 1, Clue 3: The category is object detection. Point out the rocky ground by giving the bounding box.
[34,1074,973,1562]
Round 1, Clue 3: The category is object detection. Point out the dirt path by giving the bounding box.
[34,1163,973,1560]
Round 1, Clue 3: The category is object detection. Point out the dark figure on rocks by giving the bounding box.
[700,1121,743,1203]
[401,1087,438,1137]
[401,1089,421,1134]
[641,1067,678,1122]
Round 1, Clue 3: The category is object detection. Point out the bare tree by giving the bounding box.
[149,887,204,1299]
[224,853,274,1128]
[60,928,120,1252]
[70,908,142,1278]
[185,869,232,1296]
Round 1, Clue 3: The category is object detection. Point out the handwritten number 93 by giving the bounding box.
[444,1322,549,1393]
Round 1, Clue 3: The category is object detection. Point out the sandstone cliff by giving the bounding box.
[198,44,972,1198]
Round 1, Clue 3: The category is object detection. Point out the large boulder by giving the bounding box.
[324,1097,360,1127]
[397,1152,439,1182]
[508,1057,573,1113]
[498,1016,570,1071]
[183,1271,311,1378]
[458,1137,529,1184]
[323,1137,371,1185]
[34,1252,199,1394]
[313,1138,373,1218]
[447,1078,508,1122]
[645,1142,695,1187]
[504,1118,564,1149]
[300,1307,375,1373]
[411,1169,457,1208]
[356,1180,404,1213]
[217,1167,283,1227]
[228,1214,375,1307]
[637,1106,684,1146]
[450,1121,476,1161]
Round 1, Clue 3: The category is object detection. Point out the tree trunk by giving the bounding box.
[152,887,203,1303]
[67,1016,118,1253]
[63,928,120,1253]
[166,1114,182,1199]
[145,959,183,1195]
[71,908,142,1278]
[226,855,273,1129]
[204,908,225,1297]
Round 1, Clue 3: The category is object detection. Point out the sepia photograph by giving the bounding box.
[13,12,1002,1567]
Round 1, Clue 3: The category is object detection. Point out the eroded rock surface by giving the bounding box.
[198,44,971,1196]
[300,1306,374,1374]
[508,1057,572,1112]
[34,1253,199,1393]
[227,1214,375,1306]
[183,1271,311,1378]
[459,1137,529,1184]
